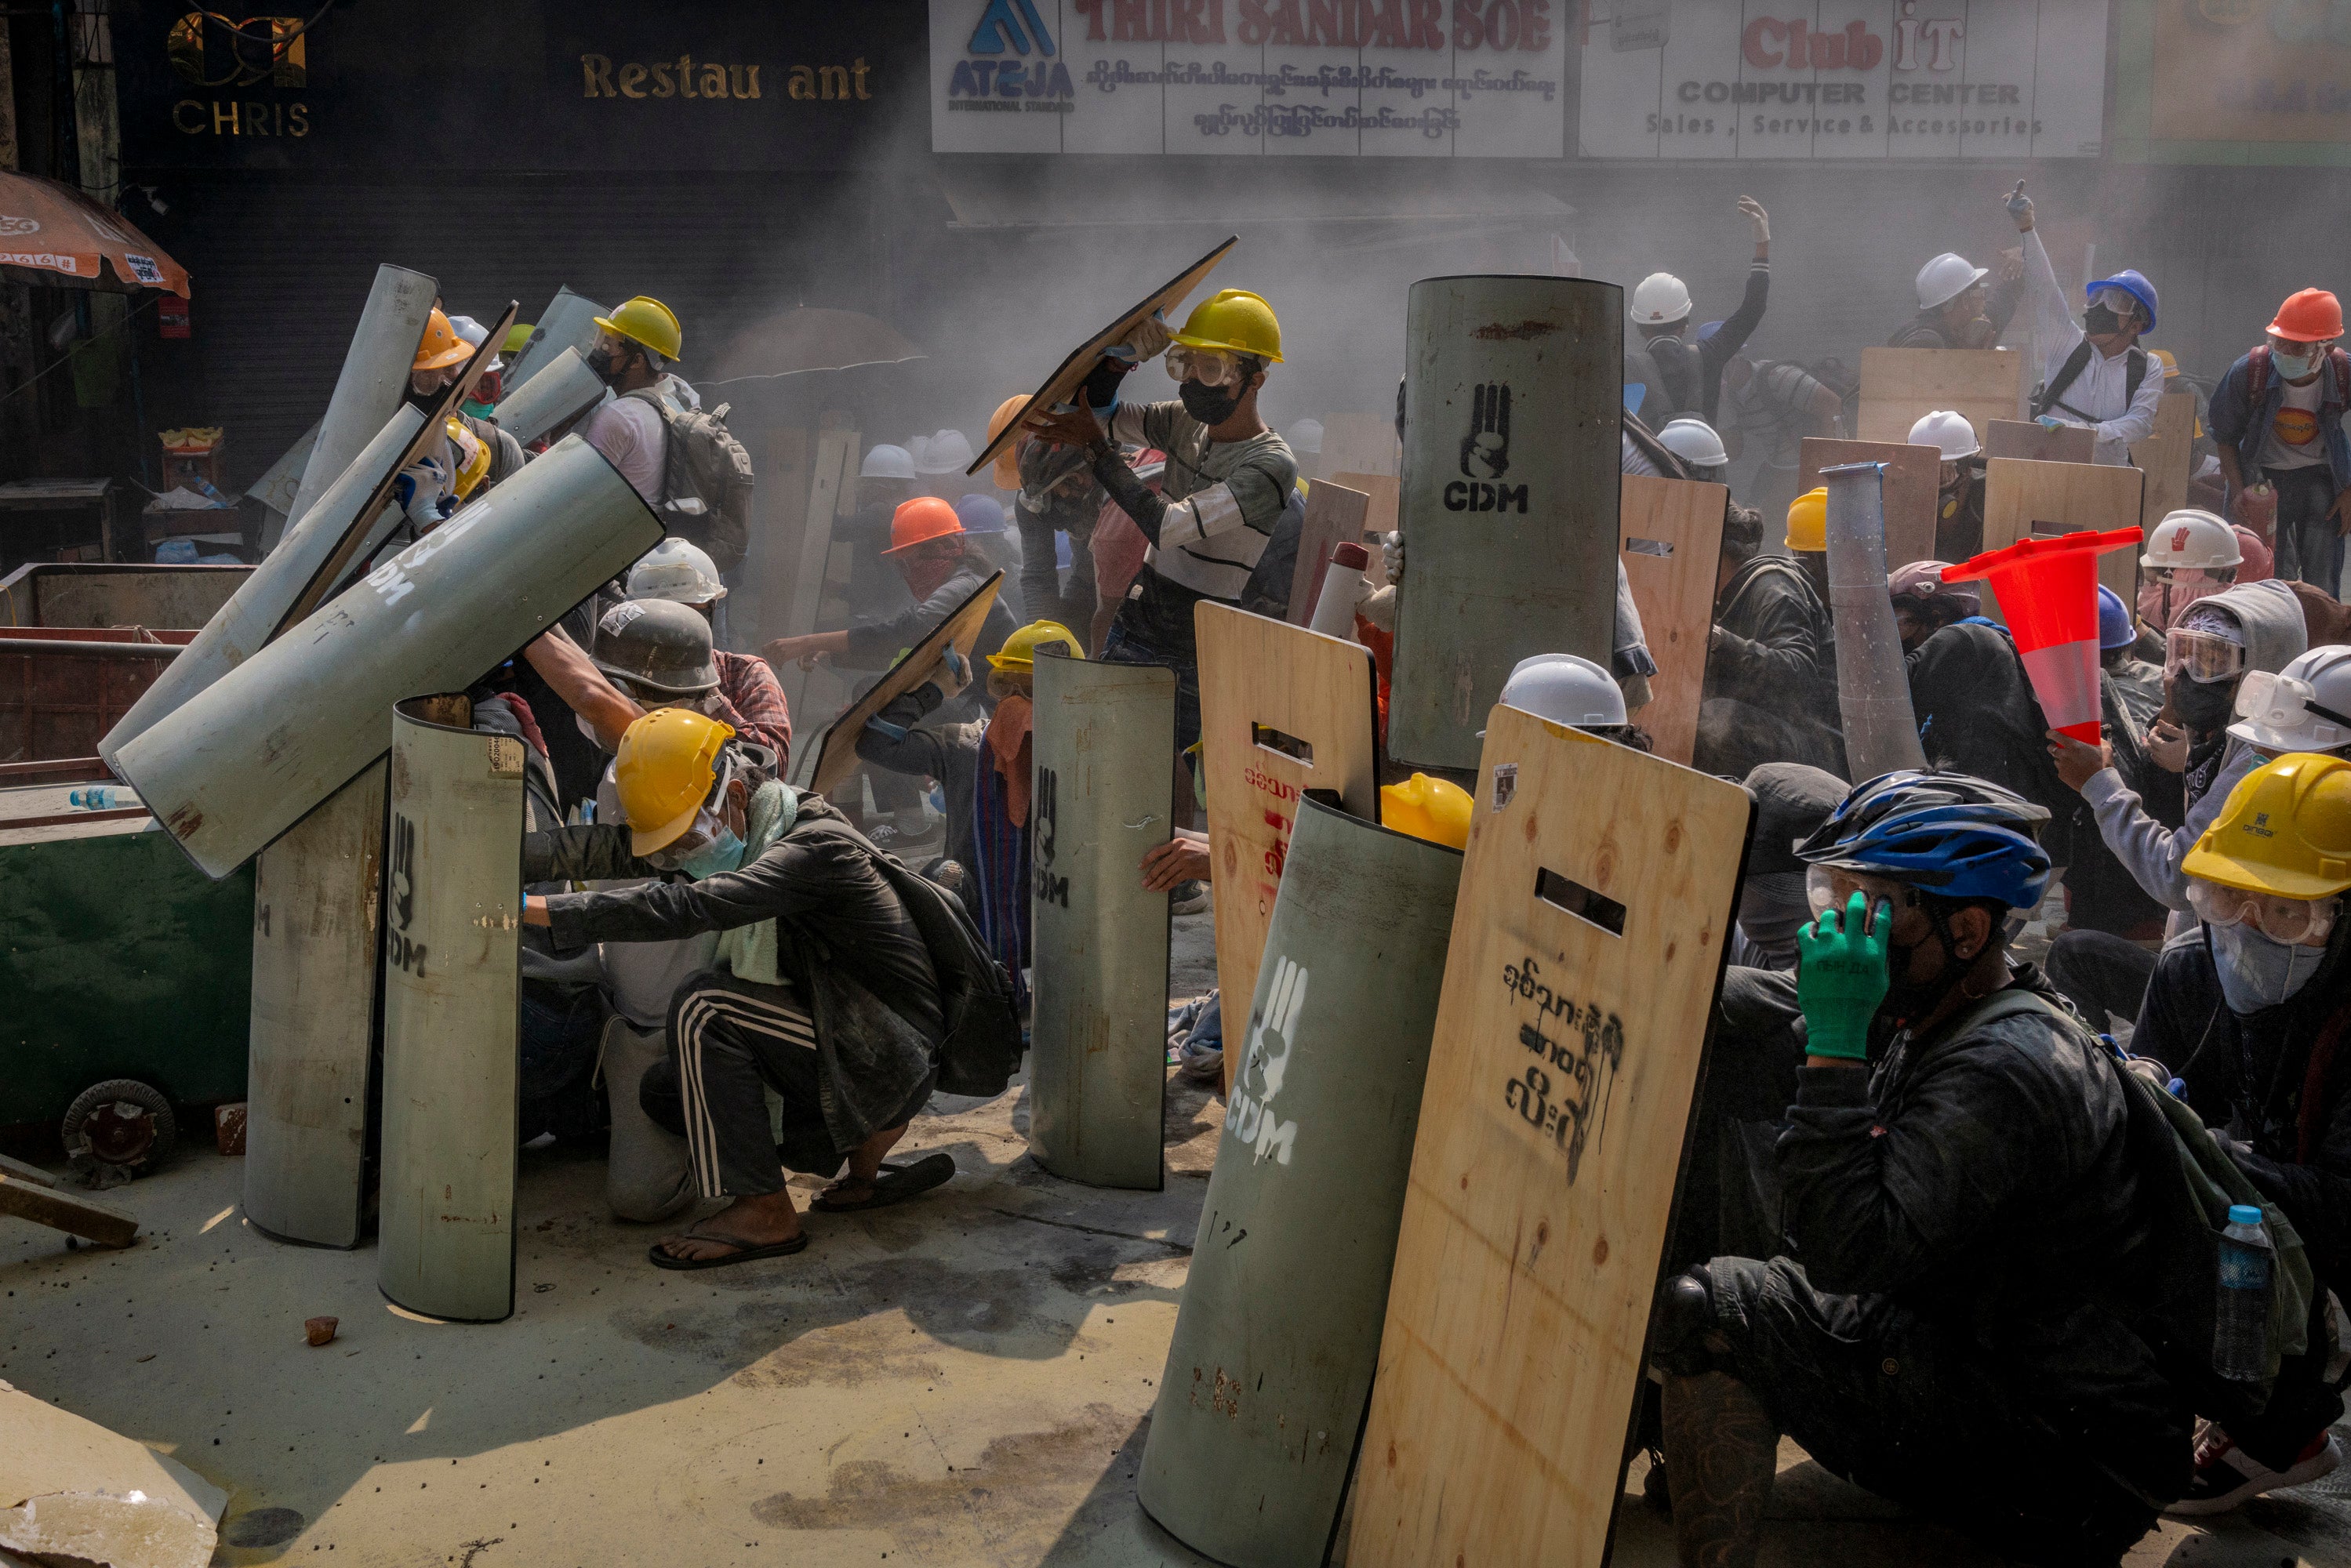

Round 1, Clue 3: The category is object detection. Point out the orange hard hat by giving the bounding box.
[885,495,965,554]
[413,308,472,372]
[987,395,1030,489]
[2269,288,2344,343]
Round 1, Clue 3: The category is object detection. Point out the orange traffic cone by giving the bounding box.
[1942,528,2142,743]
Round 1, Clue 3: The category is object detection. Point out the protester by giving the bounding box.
[580,296,685,503]
[1910,410,1987,563]
[1696,497,1840,780]
[2008,182,2164,466]
[390,308,473,530]
[1719,353,1841,521]
[2209,288,2351,590]
[1623,197,1771,425]
[1655,418,1729,486]
[624,539,792,762]
[1890,246,2022,350]
[1000,393,1101,635]
[1728,763,1847,970]
[839,444,921,622]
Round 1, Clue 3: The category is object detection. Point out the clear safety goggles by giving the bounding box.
[2185,879,2339,946]
[2151,565,2230,587]
[2087,285,2142,321]
[2165,626,2247,684]
[1165,345,1245,389]
[1804,866,1919,925]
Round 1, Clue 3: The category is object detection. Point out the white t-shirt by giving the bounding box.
[2259,371,2331,473]
[584,395,666,501]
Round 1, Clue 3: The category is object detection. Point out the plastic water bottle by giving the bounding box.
[2214,1203,2274,1382]
[67,786,115,811]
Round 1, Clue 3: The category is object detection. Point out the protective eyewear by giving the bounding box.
[2087,286,2142,321]
[2165,627,2247,684]
[1166,345,1244,389]
[1804,866,1919,924]
[2185,880,2339,946]
[645,822,713,872]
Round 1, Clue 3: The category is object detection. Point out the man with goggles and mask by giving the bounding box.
[521,707,956,1269]
[1648,770,2201,1564]
[2007,181,2165,467]
[1024,289,1297,757]
[2210,287,2351,590]
[2131,753,2351,1516]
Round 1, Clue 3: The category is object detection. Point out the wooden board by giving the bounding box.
[1985,418,2094,465]
[1797,437,1940,568]
[1331,471,1401,586]
[1980,457,2146,617]
[1856,346,2025,448]
[2131,387,2197,536]
[1348,705,1752,1568]
[743,423,808,648]
[968,236,1236,477]
[0,1169,136,1246]
[805,571,1004,800]
[1321,412,1401,479]
[1288,478,1370,626]
[777,428,855,720]
[1194,602,1379,1093]
[1618,475,1728,766]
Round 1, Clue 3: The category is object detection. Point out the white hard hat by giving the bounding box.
[445,314,500,374]
[2142,509,2242,571]
[1495,653,1626,729]
[1914,252,1991,310]
[1285,418,1324,455]
[860,443,916,481]
[914,429,976,475]
[2231,647,2351,754]
[1658,417,1728,469]
[627,537,727,605]
[1907,409,1981,460]
[1630,272,1693,327]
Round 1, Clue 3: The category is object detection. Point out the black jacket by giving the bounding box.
[1706,555,1832,713]
[1906,619,2075,862]
[854,681,984,870]
[1625,260,1770,425]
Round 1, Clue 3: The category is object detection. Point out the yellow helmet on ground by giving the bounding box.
[1380,772,1472,850]
[595,296,683,362]
[2184,753,2351,901]
[615,708,735,856]
[1785,486,1828,554]
[1172,289,1283,364]
[989,619,1085,673]
[413,308,471,372]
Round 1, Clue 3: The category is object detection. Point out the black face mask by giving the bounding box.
[2173,676,2238,733]
[1081,357,1132,411]
[1880,917,1971,1028]
[586,346,625,387]
[1179,378,1241,426]
[2083,303,2128,336]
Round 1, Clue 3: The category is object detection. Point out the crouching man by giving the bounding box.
[522,708,957,1269]
[1650,771,2195,1566]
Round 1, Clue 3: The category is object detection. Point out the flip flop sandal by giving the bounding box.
[647,1228,811,1271]
[810,1151,957,1214]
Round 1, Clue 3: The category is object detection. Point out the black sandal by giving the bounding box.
[810,1152,957,1213]
[647,1228,811,1271]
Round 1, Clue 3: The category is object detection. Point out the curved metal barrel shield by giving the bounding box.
[1027,652,1176,1190]
[1139,798,1462,1564]
[1823,461,1928,781]
[503,285,609,393]
[492,347,606,446]
[115,435,660,879]
[377,700,525,1323]
[265,264,436,550]
[243,764,386,1248]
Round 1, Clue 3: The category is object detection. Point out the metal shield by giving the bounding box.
[492,347,607,446]
[1139,798,1462,1564]
[1027,652,1176,1190]
[242,764,386,1249]
[1822,462,1928,781]
[265,265,436,550]
[114,435,661,879]
[376,699,525,1323]
[503,285,609,393]
[1389,276,1622,770]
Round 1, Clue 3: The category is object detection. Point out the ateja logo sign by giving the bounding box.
[168,11,311,137]
[948,0,1077,111]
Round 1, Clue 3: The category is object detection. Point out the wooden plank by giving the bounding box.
[1856,347,2025,447]
[0,1169,136,1246]
[778,429,855,721]
[1331,471,1401,587]
[1979,457,2146,617]
[1348,706,1751,1568]
[2131,387,2197,535]
[1288,479,1370,626]
[1194,602,1379,1094]
[1617,475,1727,766]
[1797,437,1941,568]
[745,424,809,648]
[804,572,1005,800]
[1321,412,1401,479]
[0,1151,56,1186]
[1984,418,2094,466]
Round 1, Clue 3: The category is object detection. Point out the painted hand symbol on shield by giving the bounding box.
[1241,955,1308,1107]
[1459,382,1511,481]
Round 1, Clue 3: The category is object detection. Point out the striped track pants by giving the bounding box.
[662,971,821,1199]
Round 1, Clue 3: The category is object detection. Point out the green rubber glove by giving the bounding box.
[1797,890,1890,1062]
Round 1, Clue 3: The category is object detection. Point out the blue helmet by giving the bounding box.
[2097,585,2135,651]
[1796,771,2052,911]
[2088,268,2159,332]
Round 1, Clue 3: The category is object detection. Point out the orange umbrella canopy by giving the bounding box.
[0,171,191,296]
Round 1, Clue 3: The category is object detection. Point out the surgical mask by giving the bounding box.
[2209,920,2328,1014]
[1179,378,1241,426]
[2273,347,2320,381]
[2172,675,2239,733]
[676,822,746,880]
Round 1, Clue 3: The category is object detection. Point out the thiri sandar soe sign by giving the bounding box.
[1579,1,2109,160]
[930,0,1570,156]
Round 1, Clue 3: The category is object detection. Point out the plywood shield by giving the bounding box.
[1390,277,1622,769]
[776,428,857,726]
[803,570,1004,800]
[243,763,386,1250]
[1139,799,1461,1567]
[1856,347,2025,447]
[267,265,436,550]
[377,699,525,1323]
[1617,475,1727,766]
[1329,471,1401,583]
[1026,653,1176,1191]
[1985,418,2094,465]
[1288,479,1371,627]
[1195,602,1378,1093]
[968,237,1235,477]
[2131,388,2197,535]
[114,435,661,880]
[1981,457,2145,614]
[1798,436,1940,568]
[1347,706,1751,1568]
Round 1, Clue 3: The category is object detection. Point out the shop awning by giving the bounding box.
[0,171,191,296]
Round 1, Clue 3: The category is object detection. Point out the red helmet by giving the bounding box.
[885,495,965,554]
[2269,288,2344,343]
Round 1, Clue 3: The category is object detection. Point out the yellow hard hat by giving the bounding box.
[1172,289,1284,364]
[987,395,1031,490]
[1380,772,1472,850]
[594,296,683,362]
[615,708,735,857]
[2183,753,2351,901]
[446,418,492,500]
[1785,486,1828,554]
[988,619,1085,673]
[501,321,536,356]
[413,308,472,372]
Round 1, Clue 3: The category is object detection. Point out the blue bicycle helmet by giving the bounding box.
[1796,771,2052,911]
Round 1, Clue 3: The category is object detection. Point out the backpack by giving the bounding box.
[2029,341,2149,423]
[861,835,1025,1098]
[624,388,755,578]
[2243,343,2351,424]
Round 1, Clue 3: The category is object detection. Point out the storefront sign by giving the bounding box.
[928,0,1572,156]
[1579,1,2109,159]
[2125,0,2351,162]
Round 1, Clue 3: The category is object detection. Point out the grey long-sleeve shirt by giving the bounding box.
[2080,742,2258,938]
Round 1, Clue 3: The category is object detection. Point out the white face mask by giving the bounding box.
[2210,920,2329,1014]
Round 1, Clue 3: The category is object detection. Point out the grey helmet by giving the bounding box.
[593,597,718,696]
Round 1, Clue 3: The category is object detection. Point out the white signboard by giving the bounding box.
[1579,2,2109,160]
[931,0,1570,156]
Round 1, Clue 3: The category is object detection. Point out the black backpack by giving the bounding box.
[863,840,1025,1098]
[623,387,756,577]
[2030,341,2149,423]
